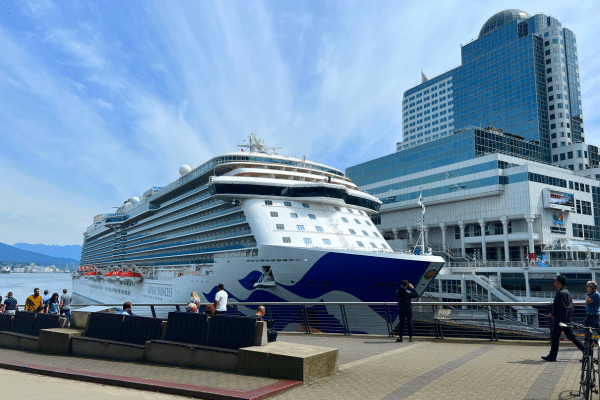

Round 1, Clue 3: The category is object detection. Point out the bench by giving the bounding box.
[434,308,497,340]
[145,313,263,371]
[71,312,164,361]
[0,311,65,351]
[0,314,13,332]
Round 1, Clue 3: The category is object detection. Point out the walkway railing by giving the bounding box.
[62,300,592,341]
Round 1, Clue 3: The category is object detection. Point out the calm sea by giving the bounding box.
[0,273,73,306]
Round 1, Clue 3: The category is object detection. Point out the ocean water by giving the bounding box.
[0,273,73,306]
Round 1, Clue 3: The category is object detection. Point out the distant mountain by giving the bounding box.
[0,242,79,265]
[13,243,82,261]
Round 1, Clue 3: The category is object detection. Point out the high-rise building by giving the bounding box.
[346,10,600,271]
[398,9,586,170]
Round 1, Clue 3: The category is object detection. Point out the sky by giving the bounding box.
[1,0,599,246]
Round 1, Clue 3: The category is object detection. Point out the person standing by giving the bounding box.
[214,283,228,315]
[25,288,44,313]
[584,281,600,340]
[396,280,419,342]
[59,289,72,325]
[46,293,60,315]
[3,292,17,315]
[542,275,586,361]
[42,290,51,313]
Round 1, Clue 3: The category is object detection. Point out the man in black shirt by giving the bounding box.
[542,275,585,361]
[396,280,419,342]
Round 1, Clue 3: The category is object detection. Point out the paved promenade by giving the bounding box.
[0,333,586,400]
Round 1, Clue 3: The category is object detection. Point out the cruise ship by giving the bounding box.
[74,135,444,313]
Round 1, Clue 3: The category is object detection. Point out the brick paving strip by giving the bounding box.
[380,345,495,400]
[0,358,301,400]
[525,350,576,400]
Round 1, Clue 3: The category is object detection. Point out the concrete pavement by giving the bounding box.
[0,333,588,400]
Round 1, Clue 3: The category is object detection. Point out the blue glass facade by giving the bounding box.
[346,127,546,188]
[453,15,551,162]
[564,28,583,143]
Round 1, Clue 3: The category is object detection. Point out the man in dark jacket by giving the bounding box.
[396,280,419,342]
[542,275,585,361]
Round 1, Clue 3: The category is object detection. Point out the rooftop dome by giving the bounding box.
[479,9,530,38]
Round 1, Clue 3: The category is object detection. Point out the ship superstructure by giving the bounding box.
[74,135,443,309]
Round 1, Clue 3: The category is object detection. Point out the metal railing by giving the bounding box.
[58,300,597,341]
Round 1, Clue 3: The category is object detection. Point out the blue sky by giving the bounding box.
[1,0,599,246]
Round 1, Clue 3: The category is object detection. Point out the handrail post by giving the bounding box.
[150,305,156,318]
[488,305,498,341]
[234,305,239,316]
[266,305,273,321]
[384,304,393,337]
[175,305,180,312]
[301,305,311,334]
[340,305,350,335]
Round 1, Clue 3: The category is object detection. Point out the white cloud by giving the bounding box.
[95,98,113,109]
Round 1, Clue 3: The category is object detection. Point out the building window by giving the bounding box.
[303,238,312,245]
[296,225,305,231]
[474,225,481,237]
[276,224,284,230]
[270,212,278,217]
[455,226,460,239]
[290,213,298,218]
[265,200,272,205]
[323,239,331,245]
[464,226,470,237]
[308,214,316,220]
[507,222,512,234]
[316,226,324,232]
[284,201,292,207]
[302,203,310,208]
[349,229,356,234]
[283,237,291,243]
[494,222,503,235]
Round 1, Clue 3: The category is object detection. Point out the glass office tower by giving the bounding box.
[399,10,585,170]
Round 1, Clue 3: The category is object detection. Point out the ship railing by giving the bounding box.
[64,300,584,340]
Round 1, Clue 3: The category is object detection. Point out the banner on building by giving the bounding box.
[543,189,575,212]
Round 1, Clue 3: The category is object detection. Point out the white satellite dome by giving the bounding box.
[131,197,140,204]
[179,165,192,176]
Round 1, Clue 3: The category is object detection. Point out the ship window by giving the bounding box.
[362,230,369,236]
[341,217,349,223]
[373,231,379,237]
[370,242,377,248]
[308,214,316,219]
[365,221,371,226]
[334,206,341,211]
[284,201,292,207]
[354,219,361,224]
[349,229,356,234]
[296,225,305,231]
[283,237,291,243]
[302,203,310,208]
[381,244,388,249]
[316,226,324,232]
[270,212,278,217]
[347,209,354,213]
[290,213,298,218]
[303,238,312,244]
[276,224,284,230]
[323,239,331,245]
[357,241,364,247]
[265,200,273,205]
